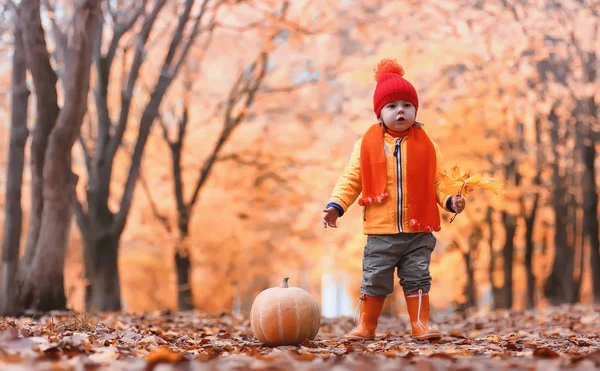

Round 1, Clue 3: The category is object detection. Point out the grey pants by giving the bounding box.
[361,232,436,297]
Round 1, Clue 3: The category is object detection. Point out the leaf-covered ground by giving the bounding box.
[1,305,599,370]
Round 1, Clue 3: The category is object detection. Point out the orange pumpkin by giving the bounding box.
[250,277,321,346]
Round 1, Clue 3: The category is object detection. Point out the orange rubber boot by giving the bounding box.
[345,294,385,340]
[404,289,441,341]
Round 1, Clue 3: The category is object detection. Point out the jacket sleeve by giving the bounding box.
[328,139,362,214]
[433,141,454,212]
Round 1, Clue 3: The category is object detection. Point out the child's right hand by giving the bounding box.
[322,207,340,228]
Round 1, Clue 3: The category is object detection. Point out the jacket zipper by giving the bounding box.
[394,138,403,232]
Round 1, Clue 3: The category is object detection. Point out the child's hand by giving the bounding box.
[322,207,340,228]
[451,195,466,213]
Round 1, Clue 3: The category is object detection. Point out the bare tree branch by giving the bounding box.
[214,20,261,32]
[255,171,289,188]
[107,0,147,68]
[92,0,147,175]
[115,0,147,36]
[78,134,93,175]
[74,198,90,237]
[498,0,530,37]
[160,0,196,75]
[154,66,195,228]
[218,152,322,168]
[158,115,173,145]
[139,169,172,233]
[112,0,215,236]
[177,108,189,145]
[217,151,298,193]
[92,13,110,160]
[106,0,167,167]
[171,107,188,215]
[187,53,268,208]
[258,80,317,94]
[186,1,289,209]
[170,0,217,76]
[232,52,269,127]
[117,116,172,234]
[42,0,67,63]
[216,153,266,166]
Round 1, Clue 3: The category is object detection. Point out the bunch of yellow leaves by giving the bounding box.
[440,165,504,197]
[440,165,503,223]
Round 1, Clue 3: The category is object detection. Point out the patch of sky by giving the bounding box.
[275,29,289,46]
[294,61,320,84]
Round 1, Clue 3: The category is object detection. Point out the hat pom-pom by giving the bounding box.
[374,58,405,81]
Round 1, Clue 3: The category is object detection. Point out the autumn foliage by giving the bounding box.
[0,0,599,369]
[0,0,597,332]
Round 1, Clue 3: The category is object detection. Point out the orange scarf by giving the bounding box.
[359,124,440,232]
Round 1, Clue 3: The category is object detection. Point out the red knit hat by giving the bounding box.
[372,59,419,117]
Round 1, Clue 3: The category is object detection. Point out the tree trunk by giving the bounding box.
[19,0,60,269]
[0,21,30,316]
[498,134,521,310]
[17,0,102,312]
[459,250,476,311]
[578,44,600,304]
[85,233,121,311]
[573,221,585,302]
[84,1,218,311]
[584,136,600,303]
[87,87,169,312]
[78,0,171,312]
[175,218,193,310]
[523,117,543,309]
[175,250,193,310]
[464,226,483,310]
[523,193,539,309]
[168,129,194,310]
[582,121,599,303]
[569,126,583,302]
[486,207,503,308]
[500,211,516,309]
[164,108,196,310]
[544,109,575,305]
[18,173,77,310]
[80,88,165,313]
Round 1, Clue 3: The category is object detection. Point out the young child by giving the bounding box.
[322,59,465,341]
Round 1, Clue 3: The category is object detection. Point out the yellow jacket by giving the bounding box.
[328,132,453,234]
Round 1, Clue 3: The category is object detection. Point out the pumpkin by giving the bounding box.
[250,277,321,346]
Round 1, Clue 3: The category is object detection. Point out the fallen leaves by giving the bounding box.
[145,346,185,364]
[533,347,561,359]
[0,304,598,370]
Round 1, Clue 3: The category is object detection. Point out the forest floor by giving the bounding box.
[0,304,599,370]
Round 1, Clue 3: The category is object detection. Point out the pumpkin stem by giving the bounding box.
[281,277,289,288]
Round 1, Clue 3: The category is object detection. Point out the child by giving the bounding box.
[322,59,465,341]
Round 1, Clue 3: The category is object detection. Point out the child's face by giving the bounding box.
[379,100,416,131]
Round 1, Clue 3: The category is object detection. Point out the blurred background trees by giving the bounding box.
[0,0,598,316]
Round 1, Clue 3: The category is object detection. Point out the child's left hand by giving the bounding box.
[451,195,466,213]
